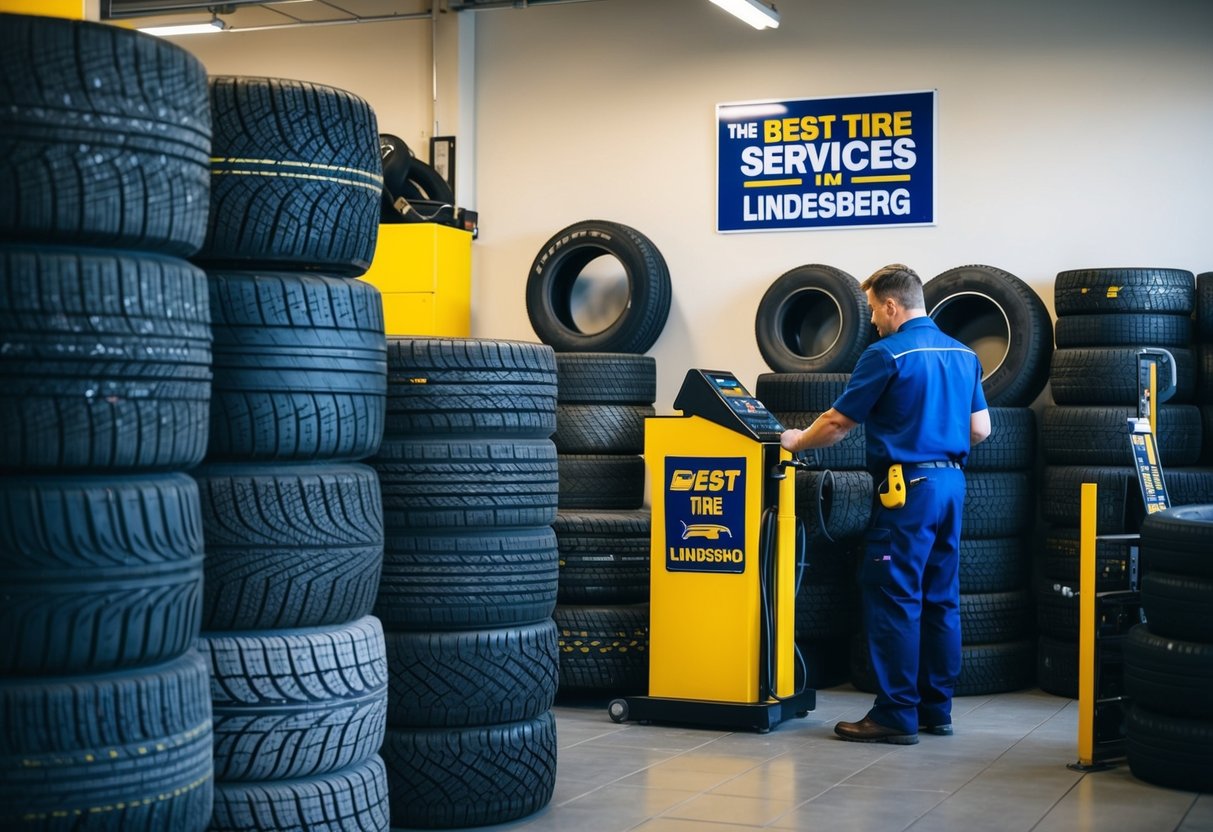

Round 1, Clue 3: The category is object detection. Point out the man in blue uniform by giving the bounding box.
[781,264,991,745]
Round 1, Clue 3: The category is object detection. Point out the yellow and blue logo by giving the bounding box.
[664,457,746,573]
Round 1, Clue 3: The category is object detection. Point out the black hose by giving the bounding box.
[758,506,808,701]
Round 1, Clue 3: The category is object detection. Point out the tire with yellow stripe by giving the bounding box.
[197,76,382,276]
[0,650,213,830]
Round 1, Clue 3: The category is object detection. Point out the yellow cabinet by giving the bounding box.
[359,224,472,337]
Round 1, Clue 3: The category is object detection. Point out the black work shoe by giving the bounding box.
[919,723,953,736]
[834,716,919,745]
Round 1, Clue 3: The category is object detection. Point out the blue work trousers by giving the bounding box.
[860,468,965,734]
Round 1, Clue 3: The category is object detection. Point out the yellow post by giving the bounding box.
[1148,362,1158,438]
[775,448,796,698]
[0,1,85,16]
[1076,481,1098,766]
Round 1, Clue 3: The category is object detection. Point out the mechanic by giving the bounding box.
[780,263,991,744]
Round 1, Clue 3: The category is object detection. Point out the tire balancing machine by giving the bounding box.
[608,369,816,731]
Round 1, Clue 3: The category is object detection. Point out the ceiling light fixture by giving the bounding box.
[708,0,779,29]
[138,14,226,36]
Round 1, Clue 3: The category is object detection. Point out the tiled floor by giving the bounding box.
[400,685,1212,832]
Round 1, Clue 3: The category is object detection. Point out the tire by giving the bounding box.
[1054,268,1195,316]
[1041,405,1202,466]
[954,640,1034,696]
[211,755,389,832]
[384,621,558,728]
[0,14,210,255]
[381,713,556,829]
[193,462,383,631]
[774,410,867,469]
[558,454,645,510]
[795,469,873,542]
[1050,347,1195,405]
[1036,578,1080,640]
[378,133,414,208]
[374,437,559,529]
[1127,704,1213,792]
[554,509,651,605]
[966,407,1035,471]
[959,537,1027,594]
[754,264,873,373]
[0,473,203,675]
[384,338,557,438]
[960,590,1032,645]
[1041,467,1213,534]
[755,372,850,412]
[207,271,386,462]
[1200,344,1213,404]
[1198,272,1213,342]
[0,246,212,472]
[198,76,381,274]
[963,471,1033,538]
[797,638,852,689]
[924,265,1053,407]
[376,527,558,630]
[400,157,455,204]
[1054,312,1192,348]
[795,580,859,640]
[554,403,653,454]
[199,617,387,782]
[0,651,213,829]
[1037,636,1078,699]
[526,220,671,354]
[555,603,649,693]
[555,353,656,403]
[1040,528,1134,592]
[1124,624,1213,719]
[1203,406,1213,465]
[1141,503,1213,578]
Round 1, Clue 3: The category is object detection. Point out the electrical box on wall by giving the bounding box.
[360,223,473,337]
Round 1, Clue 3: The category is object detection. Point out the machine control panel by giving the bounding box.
[672,369,785,441]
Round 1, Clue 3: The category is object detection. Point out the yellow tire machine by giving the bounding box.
[608,369,816,732]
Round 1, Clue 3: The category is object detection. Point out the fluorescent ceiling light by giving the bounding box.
[139,15,226,36]
[709,0,780,29]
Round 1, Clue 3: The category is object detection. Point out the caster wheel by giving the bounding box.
[608,698,629,723]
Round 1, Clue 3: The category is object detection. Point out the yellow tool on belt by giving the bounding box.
[878,463,927,510]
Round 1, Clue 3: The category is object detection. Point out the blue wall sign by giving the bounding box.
[717,90,936,232]
[664,456,747,573]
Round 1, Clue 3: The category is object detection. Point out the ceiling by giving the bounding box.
[103,0,605,32]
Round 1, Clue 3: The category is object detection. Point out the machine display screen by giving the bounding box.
[674,369,785,441]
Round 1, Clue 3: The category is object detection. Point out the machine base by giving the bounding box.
[608,690,816,733]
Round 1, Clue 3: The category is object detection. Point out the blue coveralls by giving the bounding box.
[832,316,987,734]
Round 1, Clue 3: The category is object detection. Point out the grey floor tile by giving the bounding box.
[1178,794,1213,831]
[1032,765,1200,832]
[629,819,766,831]
[768,783,949,831]
[661,791,800,825]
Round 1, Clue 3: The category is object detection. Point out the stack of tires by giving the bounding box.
[524,220,673,699]
[1039,268,1213,697]
[370,338,559,828]
[1199,272,1213,462]
[0,15,216,829]
[190,76,392,831]
[1125,504,1213,791]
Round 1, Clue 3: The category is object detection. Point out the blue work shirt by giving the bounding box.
[833,316,987,473]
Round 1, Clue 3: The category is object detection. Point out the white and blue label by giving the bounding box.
[664,457,746,573]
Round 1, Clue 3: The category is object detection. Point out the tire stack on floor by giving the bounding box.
[525,221,673,699]
[370,338,559,829]
[189,76,392,831]
[0,15,216,829]
[1198,272,1213,462]
[1038,268,1213,697]
[1124,504,1213,791]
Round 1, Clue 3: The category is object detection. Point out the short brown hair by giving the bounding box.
[861,264,925,310]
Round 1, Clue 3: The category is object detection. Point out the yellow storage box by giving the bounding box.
[360,223,472,337]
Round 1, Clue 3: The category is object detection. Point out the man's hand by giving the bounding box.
[781,428,804,453]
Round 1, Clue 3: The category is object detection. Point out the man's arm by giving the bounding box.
[970,408,992,445]
[781,407,859,453]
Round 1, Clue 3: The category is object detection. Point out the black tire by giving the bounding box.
[199,76,381,274]
[795,580,859,640]
[959,537,1027,594]
[211,755,389,832]
[0,651,213,829]
[755,372,850,412]
[1054,312,1192,348]
[0,246,212,472]
[558,454,645,510]
[207,271,386,462]
[965,407,1035,471]
[954,640,1035,696]
[378,133,414,207]
[1041,467,1213,533]
[382,713,556,829]
[1200,344,1213,405]
[526,220,671,354]
[200,617,387,782]
[554,509,651,605]
[1203,407,1213,465]
[774,410,867,469]
[797,638,852,689]
[1037,636,1078,699]
[1141,503,1213,578]
[963,471,1033,538]
[385,338,557,438]
[1127,704,1213,792]
[194,462,383,631]
[374,437,559,529]
[1198,272,1213,342]
[385,621,557,728]
[555,603,649,693]
[960,590,1032,645]
[0,473,203,675]
[1041,528,1134,592]
[1124,624,1213,719]
[554,403,653,454]
[376,527,558,630]
[0,14,210,255]
[1041,405,1202,466]
[924,265,1053,407]
[1050,347,1195,405]
[1036,578,1080,640]
[795,469,873,542]
[754,264,873,374]
[555,353,656,404]
[400,157,455,204]
[1054,268,1195,316]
